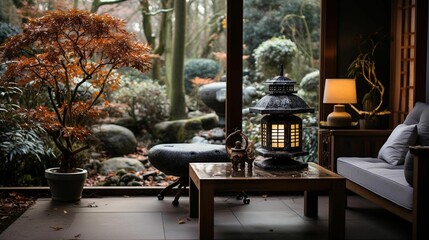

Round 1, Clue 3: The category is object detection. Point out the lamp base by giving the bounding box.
[327,104,352,127]
[254,156,308,170]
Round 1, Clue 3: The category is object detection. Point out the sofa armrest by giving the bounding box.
[409,146,429,236]
[409,145,429,158]
[409,146,429,187]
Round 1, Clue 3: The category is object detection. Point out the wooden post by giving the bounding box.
[226,0,243,135]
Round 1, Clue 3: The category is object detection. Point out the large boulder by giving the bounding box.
[100,157,144,175]
[99,116,140,134]
[153,113,218,143]
[92,124,137,157]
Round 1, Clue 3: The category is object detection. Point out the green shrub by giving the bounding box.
[242,114,262,147]
[112,76,169,134]
[298,70,319,163]
[0,84,55,186]
[0,127,54,186]
[184,58,220,93]
[253,37,298,81]
[301,114,318,163]
[298,70,319,110]
[0,22,19,77]
[0,21,19,44]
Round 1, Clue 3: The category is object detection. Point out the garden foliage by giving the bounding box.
[253,36,298,81]
[113,76,169,134]
[0,83,55,186]
[243,0,320,64]
[184,58,220,93]
[0,21,19,45]
[0,9,152,172]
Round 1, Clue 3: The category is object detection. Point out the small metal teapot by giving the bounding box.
[225,130,255,171]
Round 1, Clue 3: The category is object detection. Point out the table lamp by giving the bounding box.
[323,78,357,127]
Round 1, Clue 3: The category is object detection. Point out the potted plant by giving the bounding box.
[347,32,390,129]
[0,9,152,201]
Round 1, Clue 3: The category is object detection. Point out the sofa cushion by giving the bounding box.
[403,102,429,125]
[403,102,429,149]
[378,124,417,165]
[415,106,429,145]
[402,103,429,185]
[337,157,413,210]
[404,151,414,185]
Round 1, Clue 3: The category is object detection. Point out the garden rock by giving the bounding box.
[148,143,228,177]
[191,136,208,143]
[100,157,145,175]
[153,113,218,143]
[127,181,143,186]
[100,116,140,134]
[120,173,142,184]
[243,86,258,105]
[84,159,102,173]
[199,82,226,126]
[92,124,137,157]
[104,175,120,186]
[192,127,225,144]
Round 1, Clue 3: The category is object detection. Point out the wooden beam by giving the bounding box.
[319,0,339,122]
[226,0,243,135]
[415,0,428,103]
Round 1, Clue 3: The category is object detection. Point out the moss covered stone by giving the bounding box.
[154,113,218,142]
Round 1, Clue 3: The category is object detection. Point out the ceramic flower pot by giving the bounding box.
[359,116,380,129]
[45,167,87,202]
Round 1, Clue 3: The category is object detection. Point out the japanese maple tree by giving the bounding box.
[0,9,152,172]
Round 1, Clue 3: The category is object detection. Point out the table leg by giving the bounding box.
[329,181,346,240]
[189,176,198,218]
[199,182,214,240]
[304,191,318,217]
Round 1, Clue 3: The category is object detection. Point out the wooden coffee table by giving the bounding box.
[189,162,346,240]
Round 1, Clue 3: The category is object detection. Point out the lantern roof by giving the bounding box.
[250,94,314,114]
[249,65,314,115]
[265,65,297,95]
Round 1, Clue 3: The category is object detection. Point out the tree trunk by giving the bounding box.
[0,0,20,25]
[73,0,79,9]
[159,0,173,93]
[90,0,128,13]
[138,0,173,83]
[200,0,226,58]
[91,0,101,12]
[140,0,155,47]
[140,0,158,80]
[169,0,186,120]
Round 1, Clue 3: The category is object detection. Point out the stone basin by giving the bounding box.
[148,143,229,177]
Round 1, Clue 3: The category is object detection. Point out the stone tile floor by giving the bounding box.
[0,194,411,240]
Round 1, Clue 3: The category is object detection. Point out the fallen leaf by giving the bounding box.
[74,233,81,238]
[178,218,186,224]
[87,202,98,208]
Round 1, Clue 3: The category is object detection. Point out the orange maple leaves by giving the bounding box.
[0,9,152,172]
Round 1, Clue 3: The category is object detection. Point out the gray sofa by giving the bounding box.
[335,102,429,240]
